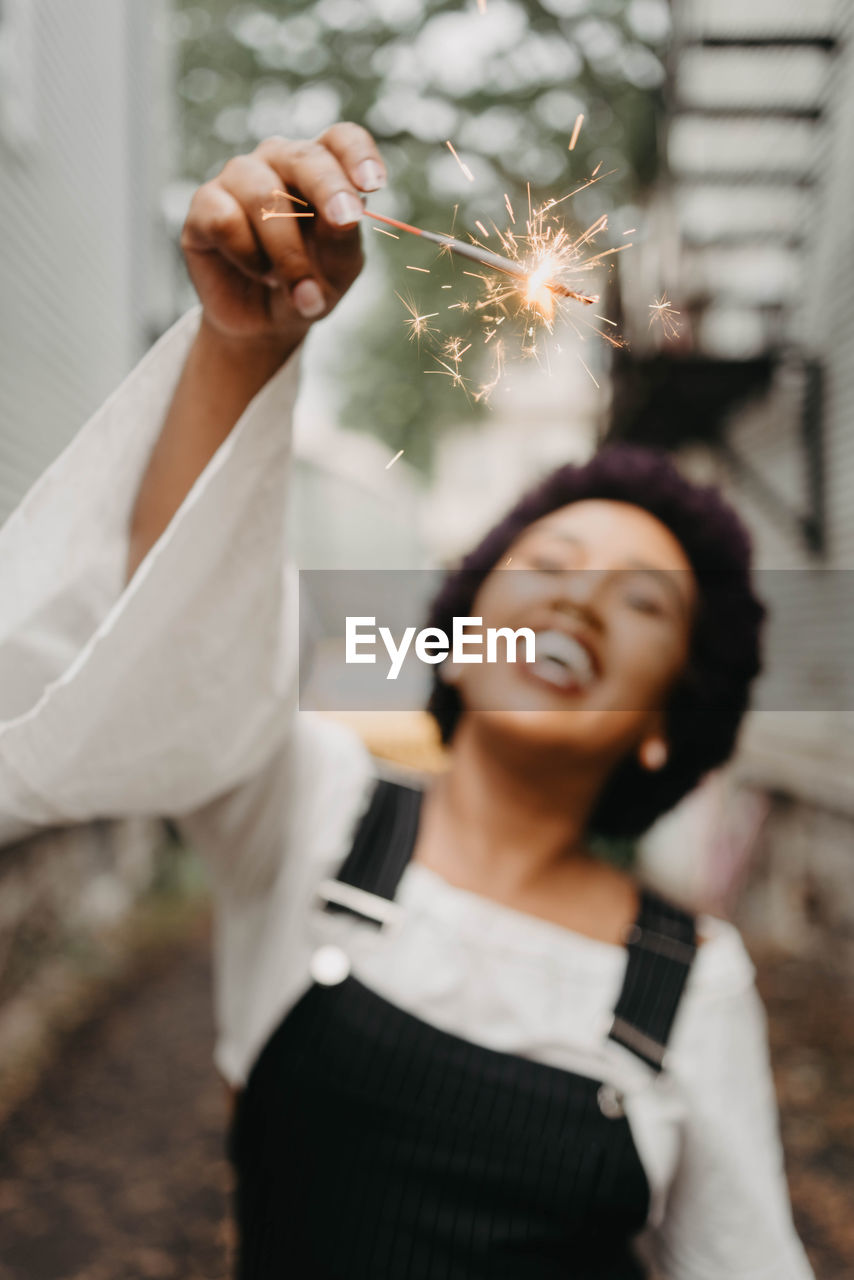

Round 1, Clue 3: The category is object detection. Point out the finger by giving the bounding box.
[318,121,387,194]
[255,137,364,230]
[216,156,328,316]
[182,182,269,281]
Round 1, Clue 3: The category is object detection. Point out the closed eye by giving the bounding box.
[529,556,566,573]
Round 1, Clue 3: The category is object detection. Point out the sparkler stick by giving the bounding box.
[362,209,598,306]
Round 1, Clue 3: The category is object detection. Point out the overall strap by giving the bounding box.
[321,777,423,924]
[607,888,698,1073]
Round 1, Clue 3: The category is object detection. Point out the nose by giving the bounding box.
[549,569,607,625]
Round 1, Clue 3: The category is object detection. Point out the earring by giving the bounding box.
[639,737,668,771]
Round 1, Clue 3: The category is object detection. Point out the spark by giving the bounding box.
[261,188,314,220]
[396,292,440,343]
[622,228,636,235]
[474,340,505,403]
[441,284,453,289]
[578,356,600,388]
[568,114,584,151]
[648,294,682,340]
[406,265,430,273]
[270,189,308,207]
[504,193,516,223]
[475,220,490,238]
[595,314,618,326]
[385,450,404,470]
[261,210,314,220]
[591,161,603,177]
[373,225,399,238]
[427,339,472,391]
[582,242,632,269]
[446,140,475,182]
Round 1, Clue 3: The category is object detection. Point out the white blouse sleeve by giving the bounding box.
[644,931,814,1280]
[0,308,303,876]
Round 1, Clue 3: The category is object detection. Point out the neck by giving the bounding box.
[418,716,609,896]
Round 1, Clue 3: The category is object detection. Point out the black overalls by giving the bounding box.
[230,779,698,1279]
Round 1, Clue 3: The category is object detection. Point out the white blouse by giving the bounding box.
[0,309,814,1280]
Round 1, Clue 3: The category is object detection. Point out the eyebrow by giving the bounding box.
[529,528,694,616]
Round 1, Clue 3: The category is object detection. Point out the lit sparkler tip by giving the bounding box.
[568,113,585,152]
[387,166,631,401]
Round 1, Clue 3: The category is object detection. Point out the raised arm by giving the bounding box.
[127,124,385,577]
[0,125,385,846]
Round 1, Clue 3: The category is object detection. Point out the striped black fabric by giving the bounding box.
[334,777,424,901]
[230,778,698,1279]
[608,890,697,1072]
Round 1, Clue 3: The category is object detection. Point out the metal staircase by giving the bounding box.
[609,0,842,553]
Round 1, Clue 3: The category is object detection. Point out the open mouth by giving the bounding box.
[525,628,598,692]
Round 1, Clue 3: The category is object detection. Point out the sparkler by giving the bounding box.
[261,153,646,404]
[364,157,635,403]
[363,209,599,307]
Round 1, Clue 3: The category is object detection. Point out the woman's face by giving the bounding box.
[450,499,698,765]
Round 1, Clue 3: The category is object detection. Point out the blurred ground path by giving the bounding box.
[0,912,232,1280]
[756,953,854,1280]
[0,914,851,1280]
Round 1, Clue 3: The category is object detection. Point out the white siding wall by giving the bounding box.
[0,1,176,1048]
[0,0,173,524]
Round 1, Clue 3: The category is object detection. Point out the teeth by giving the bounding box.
[532,630,595,689]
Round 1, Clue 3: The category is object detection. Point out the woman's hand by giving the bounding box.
[127,124,385,580]
[181,123,386,357]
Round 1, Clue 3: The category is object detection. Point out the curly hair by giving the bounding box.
[425,445,766,838]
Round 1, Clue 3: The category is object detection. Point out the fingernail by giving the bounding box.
[263,273,281,289]
[354,160,386,192]
[325,191,364,227]
[292,278,326,318]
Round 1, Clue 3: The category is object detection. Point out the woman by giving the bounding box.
[0,125,812,1279]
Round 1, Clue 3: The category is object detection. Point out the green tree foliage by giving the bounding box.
[173,0,668,468]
